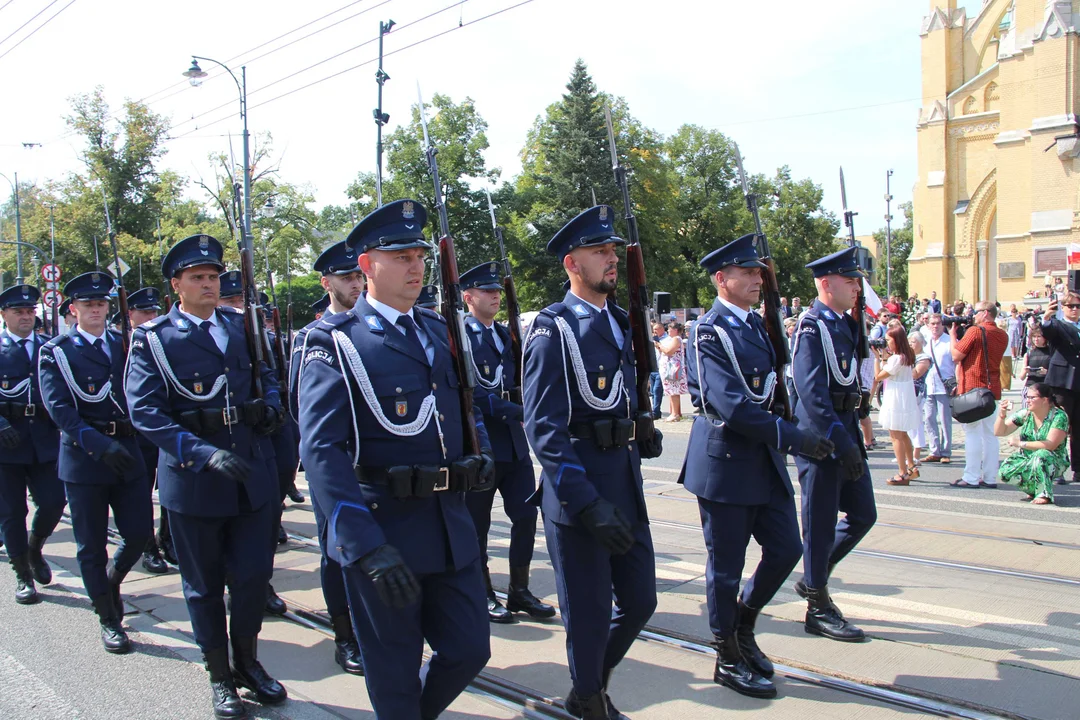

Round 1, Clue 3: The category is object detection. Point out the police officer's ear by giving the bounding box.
[562,252,578,277]
[357,252,374,276]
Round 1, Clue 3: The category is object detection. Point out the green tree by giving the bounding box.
[873,201,913,299]
[346,93,501,273]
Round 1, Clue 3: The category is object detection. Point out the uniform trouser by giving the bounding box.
[544,516,657,697]
[138,442,165,550]
[464,454,538,569]
[698,495,801,638]
[0,462,66,559]
[960,414,1000,486]
[343,557,490,720]
[1053,389,1080,474]
[794,457,877,589]
[311,492,349,618]
[168,495,275,652]
[64,475,152,601]
[923,393,953,457]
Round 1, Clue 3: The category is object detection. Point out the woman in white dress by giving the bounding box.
[907,333,933,465]
[874,325,921,485]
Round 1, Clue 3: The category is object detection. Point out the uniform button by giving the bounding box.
[439,414,445,422]
[560,501,568,506]
[88,451,93,456]
[725,453,731,458]
[371,503,378,510]
[231,443,236,449]
[395,387,403,393]
[194,372,200,378]
[753,367,758,372]
[432,383,437,390]
[501,415,507,421]
[336,545,344,551]
[599,365,605,371]
[224,367,230,373]
[229,392,235,398]
[187,461,194,467]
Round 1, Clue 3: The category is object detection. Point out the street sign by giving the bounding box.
[43,290,63,309]
[44,281,59,290]
[106,257,131,277]
[41,264,61,283]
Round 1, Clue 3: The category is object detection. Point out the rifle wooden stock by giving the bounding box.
[237,245,265,400]
[438,233,481,456]
[502,270,523,383]
[270,306,289,414]
[114,282,132,356]
[759,257,792,420]
[625,243,655,413]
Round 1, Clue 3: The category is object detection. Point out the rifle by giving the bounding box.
[603,104,656,439]
[284,244,293,360]
[418,84,480,456]
[734,142,792,420]
[99,186,131,354]
[485,188,523,393]
[260,231,290,415]
[840,167,870,365]
[156,220,172,311]
[230,176,266,399]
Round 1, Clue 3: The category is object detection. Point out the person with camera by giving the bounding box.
[994,385,1068,505]
[950,302,1009,488]
[923,314,956,464]
[1039,294,1080,484]
[873,327,921,485]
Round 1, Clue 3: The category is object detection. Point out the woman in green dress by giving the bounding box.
[993,382,1069,505]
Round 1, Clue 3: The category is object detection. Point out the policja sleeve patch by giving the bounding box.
[304,348,335,367]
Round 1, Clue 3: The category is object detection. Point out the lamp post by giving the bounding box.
[885,169,894,299]
[183,57,253,254]
[373,19,395,208]
[0,172,22,282]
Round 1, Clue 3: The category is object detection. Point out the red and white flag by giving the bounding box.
[1069,244,1080,266]
[862,279,883,319]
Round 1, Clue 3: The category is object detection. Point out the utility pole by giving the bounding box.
[885,169,894,299]
[373,19,395,207]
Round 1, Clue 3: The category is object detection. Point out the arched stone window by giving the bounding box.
[963,96,978,115]
[984,82,1000,111]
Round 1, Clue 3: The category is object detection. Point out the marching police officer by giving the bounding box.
[125,287,171,575]
[415,282,438,310]
[298,199,495,719]
[460,262,554,623]
[523,206,663,720]
[127,235,287,718]
[287,239,365,676]
[791,246,877,642]
[681,235,833,698]
[0,284,65,605]
[38,272,152,653]
[311,293,331,320]
[220,272,289,616]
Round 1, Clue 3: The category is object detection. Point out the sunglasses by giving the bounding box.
[1064,303,1080,309]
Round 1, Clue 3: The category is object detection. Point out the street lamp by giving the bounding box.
[0,171,22,282]
[181,56,252,252]
[885,170,894,298]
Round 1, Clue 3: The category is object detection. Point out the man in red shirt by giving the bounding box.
[950,302,1009,488]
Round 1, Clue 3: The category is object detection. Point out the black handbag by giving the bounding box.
[950,328,997,424]
[928,343,958,396]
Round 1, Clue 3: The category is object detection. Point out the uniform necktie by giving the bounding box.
[396,315,430,364]
[596,309,619,348]
[482,326,498,353]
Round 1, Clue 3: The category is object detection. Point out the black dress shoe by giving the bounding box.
[92,594,132,654]
[264,585,287,616]
[159,535,179,566]
[286,485,305,504]
[204,646,247,718]
[231,637,287,704]
[10,555,39,605]
[803,585,865,642]
[713,634,775,698]
[27,533,52,585]
[277,525,288,545]
[487,594,515,624]
[330,613,364,675]
[735,600,774,678]
[506,566,556,619]
[565,688,620,719]
[142,548,169,575]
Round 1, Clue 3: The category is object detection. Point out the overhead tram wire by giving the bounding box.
[0,0,59,50]
[136,0,397,110]
[0,1,16,13]
[169,0,474,136]
[37,0,403,145]
[170,0,535,141]
[0,0,77,61]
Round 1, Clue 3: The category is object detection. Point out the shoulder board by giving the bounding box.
[107,329,124,340]
[319,312,353,330]
[219,306,243,315]
[417,307,446,324]
[467,318,483,333]
[144,315,170,331]
[51,333,72,346]
[539,302,566,319]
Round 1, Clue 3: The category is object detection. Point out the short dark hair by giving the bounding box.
[1028,382,1056,405]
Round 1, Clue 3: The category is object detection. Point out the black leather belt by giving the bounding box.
[500,388,523,405]
[569,418,637,449]
[90,418,136,437]
[354,460,481,498]
[831,393,862,414]
[0,402,37,419]
[175,406,250,436]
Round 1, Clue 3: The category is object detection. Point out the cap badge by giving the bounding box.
[402,201,415,219]
[92,273,100,284]
[489,263,498,275]
[599,206,608,221]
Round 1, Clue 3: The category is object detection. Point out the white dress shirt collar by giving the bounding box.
[717,297,751,324]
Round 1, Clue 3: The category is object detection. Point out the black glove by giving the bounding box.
[638,428,664,459]
[205,449,250,485]
[357,544,420,609]
[577,498,635,555]
[0,423,21,450]
[838,444,866,483]
[100,441,137,479]
[254,404,280,436]
[798,430,835,461]
[472,451,497,492]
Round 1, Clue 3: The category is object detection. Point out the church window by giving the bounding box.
[984,82,999,111]
[963,96,978,115]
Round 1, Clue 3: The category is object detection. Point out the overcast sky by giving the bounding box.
[0,0,990,236]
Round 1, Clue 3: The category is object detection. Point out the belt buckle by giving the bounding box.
[433,467,450,492]
[853,394,862,410]
[629,421,637,442]
[106,421,117,436]
[23,404,35,417]
[224,406,240,426]
[501,390,511,402]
